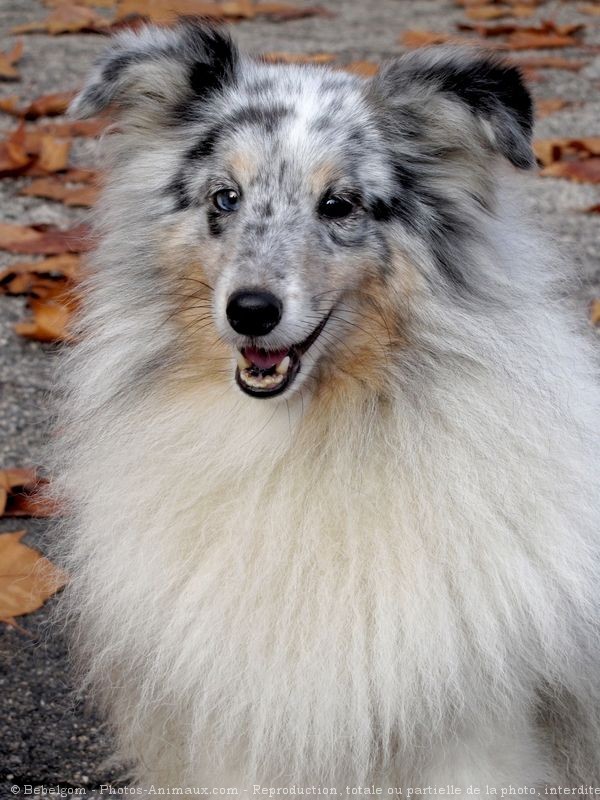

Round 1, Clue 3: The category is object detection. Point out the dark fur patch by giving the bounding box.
[165,175,192,211]
[207,209,223,236]
[184,24,238,100]
[185,126,221,161]
[227,104,291,134]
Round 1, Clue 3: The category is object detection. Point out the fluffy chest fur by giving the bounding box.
[58,329,600,784]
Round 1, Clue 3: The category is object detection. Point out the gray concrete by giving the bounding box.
[0,0,599,792]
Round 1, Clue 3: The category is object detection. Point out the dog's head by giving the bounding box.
[73,21,533,402]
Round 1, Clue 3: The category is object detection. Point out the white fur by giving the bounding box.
[53,31,600,791]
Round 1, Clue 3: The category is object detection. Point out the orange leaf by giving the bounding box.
[466,5,534,21]
[0,222,91,255]
[0,124,32,176]
[590,299,600,326]
[15,296,76,342]
[261,52,337,65]
[23,90,77,119]
[579,4,600,15]
[0,468,59,518]
[540,158,600,184]
[0,41,24,81]
[20,173,99,207]
[0,531,67,622]
[115,0,330,24]
[0,254,82,299]
[535,98,571,119]
[400,30,457,47]
[515,56,587,71]
[12,4,111,35]
[344,60,380,77]
[0,468,37,515]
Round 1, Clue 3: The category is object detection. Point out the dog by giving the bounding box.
[53,20,600,790]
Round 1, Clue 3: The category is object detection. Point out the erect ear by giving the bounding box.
[372,47,534,169]
[70,19,238,123]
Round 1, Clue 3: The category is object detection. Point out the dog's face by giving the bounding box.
[74,23,533,402]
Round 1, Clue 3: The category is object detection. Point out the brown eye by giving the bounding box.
[318,194,355,220]
[213,189,241,212]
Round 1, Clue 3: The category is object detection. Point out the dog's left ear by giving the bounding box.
[70,20,238,125]
[371,47,534,169]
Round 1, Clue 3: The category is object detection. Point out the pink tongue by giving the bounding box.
[243,347,289,370]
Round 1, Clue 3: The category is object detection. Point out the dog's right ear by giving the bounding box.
[70,20,238,124]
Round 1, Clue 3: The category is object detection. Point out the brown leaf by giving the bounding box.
[535,98,571,118]
[12,4,111,35]
[400,30,457,47]
[0,126,71,176]
[0,124,32,176]
[0,222,91,255]
[579,4,600,15]
[515,56,588,71]
[506,31,580,49]
[15,295,76,342]
[23,90,76,119]
[0,40,24,81]
[261,52,336,65]
[590,299,600,326]
[540,158,600,183]
[466,5,534,20]
[0,253,81,299]
[0,468,37,515]
[0,531,67,622]
[115,0,330,24]
[534,137,600,166]
[0,468,59,518]
[0,95,21,115]
[584,203,600,214]
[20,172,99,207]
[343,60,380,77]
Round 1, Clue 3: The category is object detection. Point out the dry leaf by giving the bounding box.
[466,5,534,20]
[23,90,76,119]
[534,137,600,166]
[590,299,600,326]
[0,468,58,518]
[0,125,32,176]
[0,254,82,299]
[15,296,76,342]
[115,0,330,24]
[344,60,379,77]
[0,531,67,622]
[540,159,600,183]
[0,126,71,176]
[0,468,37,515]
[12,4,111,35]
[536,98,571,118]
[579,4,600,15]
[584,203,600,214]
[20,172,99,207]
[515,56,587,71]
[0,222,91,255]
[400,30,457,47]
[0,41,24,81]
[261,52,337,65]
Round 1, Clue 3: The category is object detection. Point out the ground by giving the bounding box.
[0,0,599,793]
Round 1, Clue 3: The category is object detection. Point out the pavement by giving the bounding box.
[0,0,599,793]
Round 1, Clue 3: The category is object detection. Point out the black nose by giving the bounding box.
[226,289,283,336]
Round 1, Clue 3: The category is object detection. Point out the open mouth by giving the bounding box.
[235,311,331,398]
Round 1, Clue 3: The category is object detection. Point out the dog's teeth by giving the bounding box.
[237,353,251,370]
[275,356,290,375]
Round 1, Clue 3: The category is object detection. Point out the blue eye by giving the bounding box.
[213,188,241,212]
